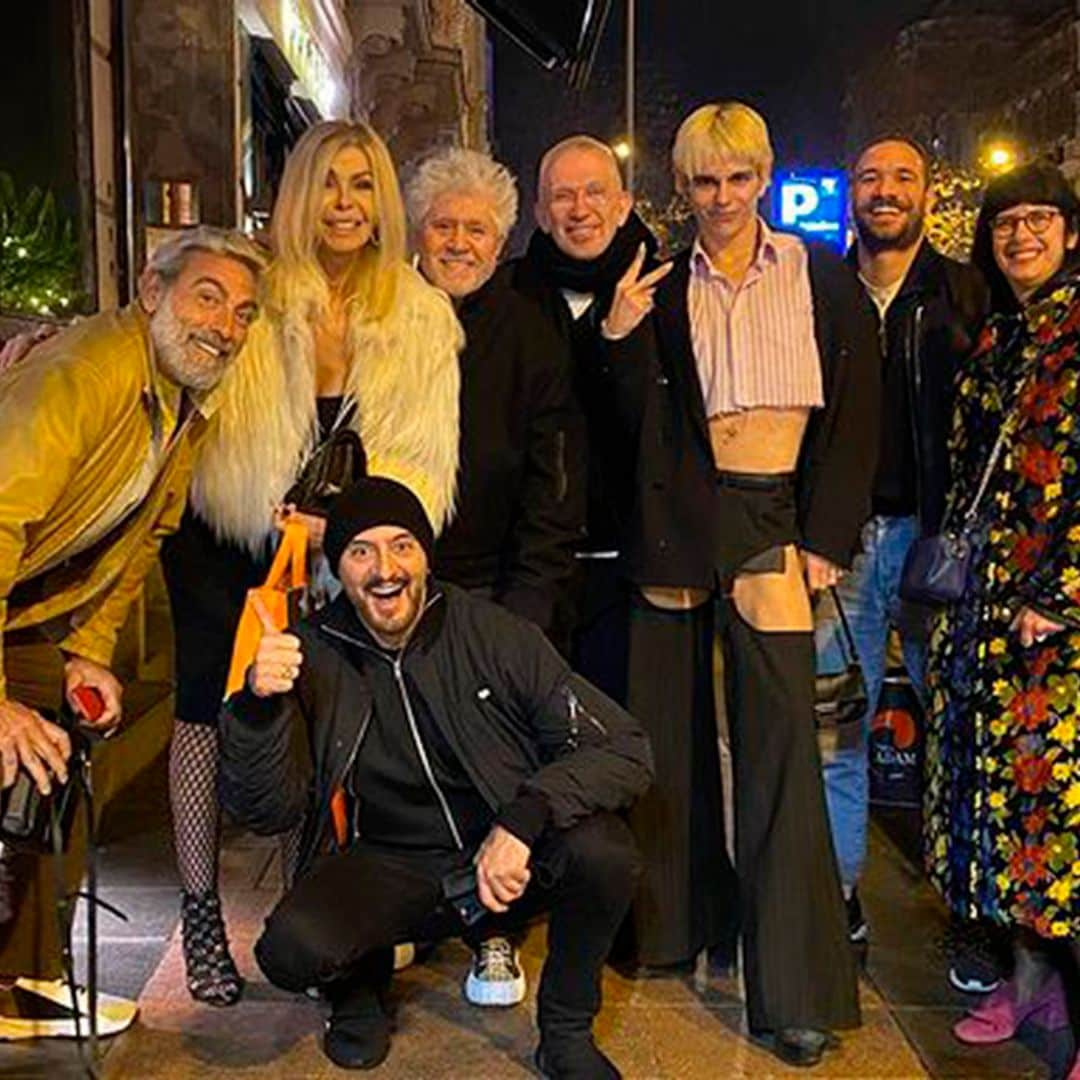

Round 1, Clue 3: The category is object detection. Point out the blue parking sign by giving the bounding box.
[771,170,848,251]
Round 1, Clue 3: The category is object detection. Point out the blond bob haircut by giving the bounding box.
[672,102,775,186]
[405,147,519,239]
[268,119,406,321]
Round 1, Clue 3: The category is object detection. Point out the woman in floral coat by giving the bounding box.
[925,163,1080,1072]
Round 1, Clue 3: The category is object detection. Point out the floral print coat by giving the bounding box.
[925,268,1080,939]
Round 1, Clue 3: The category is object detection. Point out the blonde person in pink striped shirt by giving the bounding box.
[601,101,881,1067]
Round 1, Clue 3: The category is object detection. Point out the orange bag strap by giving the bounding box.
[265,520,308,592]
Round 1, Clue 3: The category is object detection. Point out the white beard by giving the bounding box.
[150,299,230,391]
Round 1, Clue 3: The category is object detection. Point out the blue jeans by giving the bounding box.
[814,515,929,891]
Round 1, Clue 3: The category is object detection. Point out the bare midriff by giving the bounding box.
[639,406,813,626]
[708,406,810,473]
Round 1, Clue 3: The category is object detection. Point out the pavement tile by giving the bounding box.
[642,1005,927,1079]
[888,1006,1052,1080]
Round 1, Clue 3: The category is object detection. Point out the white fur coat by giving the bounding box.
[190,264,463,553]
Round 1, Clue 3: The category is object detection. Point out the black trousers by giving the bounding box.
[255,813,641,1036]
[625,597,738,968]
[570,559,630,706]
[626,595,859,1032]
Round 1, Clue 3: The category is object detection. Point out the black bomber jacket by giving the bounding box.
[219,582,653,876]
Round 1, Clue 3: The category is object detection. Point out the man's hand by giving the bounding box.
[247,594,303,698]
[474,825,531,914]
[1013,606,1066,648]
[64,657,123,731]
[273,503,326,553]
[0,699,71,795]
[600,243,673,341]
[801,551,843,592]
[0,324,57,373]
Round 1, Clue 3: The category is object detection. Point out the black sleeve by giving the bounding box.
[601,319,657,442]
[492,617,654,841]
[218,658,315,836]
[497,317,587,634]
[797,245,882,567]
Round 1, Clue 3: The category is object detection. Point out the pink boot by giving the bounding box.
[953,974,1068,1045]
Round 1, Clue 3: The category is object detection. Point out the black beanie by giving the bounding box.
[324,476,435,575]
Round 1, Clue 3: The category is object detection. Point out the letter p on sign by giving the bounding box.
[780,182,820,226]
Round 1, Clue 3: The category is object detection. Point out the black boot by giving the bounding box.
[323,979,391,1070]
[179,890,244,1006]
[535,1031,621,1079]
[751,1027,837,1068]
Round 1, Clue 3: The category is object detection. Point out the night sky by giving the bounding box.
[489,0,1004,249]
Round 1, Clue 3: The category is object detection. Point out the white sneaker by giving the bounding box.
[0,977,138,1039]
[464,937,526,1007]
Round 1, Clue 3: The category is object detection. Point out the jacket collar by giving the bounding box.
[456,269,506,323]
[846,236,944,304]
[317,580,447,658]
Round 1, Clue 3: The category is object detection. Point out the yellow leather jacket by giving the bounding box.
[0,304,217,695]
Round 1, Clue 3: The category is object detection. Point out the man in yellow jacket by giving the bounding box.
[0,225,264,1035]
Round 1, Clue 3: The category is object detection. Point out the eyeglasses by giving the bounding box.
[990,208,1062,237]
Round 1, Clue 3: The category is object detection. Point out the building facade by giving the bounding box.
[845,0,1080,177]
[0,0,487,330]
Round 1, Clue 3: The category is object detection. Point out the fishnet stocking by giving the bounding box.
[169,720,220,896]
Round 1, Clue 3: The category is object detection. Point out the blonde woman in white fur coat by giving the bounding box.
[158,120,463,1006]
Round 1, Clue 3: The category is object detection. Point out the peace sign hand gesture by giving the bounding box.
[247,594,304,698]
[600,243,673,341]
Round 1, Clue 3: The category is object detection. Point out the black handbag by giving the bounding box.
[900,397,1020,607]
[898,531,972,606]
[285,424,366,517]
[0,720,80,856]
[0,695,117,1074]
[815,587,868,729]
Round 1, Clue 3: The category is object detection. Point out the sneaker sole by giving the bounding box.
[0,980,138,1040]
[463,970,526,1007]
[948,969,1002,995]
[849,923,869,944]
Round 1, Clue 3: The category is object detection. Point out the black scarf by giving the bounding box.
[522,211,659,315]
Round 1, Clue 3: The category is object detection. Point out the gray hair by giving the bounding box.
[146,225,268,284]
[405,148,519,239]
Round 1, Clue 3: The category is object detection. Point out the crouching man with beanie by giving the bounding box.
[220,476,653,1077]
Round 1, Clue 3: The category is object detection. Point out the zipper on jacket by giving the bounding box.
[555,430,568,503]
[319,595,465,851]
[908,303,925,527]
[392,653,465,850]
[565,685,608,744]
[340,706,374,839]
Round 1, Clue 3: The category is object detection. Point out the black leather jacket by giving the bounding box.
[851,241,988,534]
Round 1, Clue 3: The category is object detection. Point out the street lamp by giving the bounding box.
[612,139,632,162]
[982,141,1017,175]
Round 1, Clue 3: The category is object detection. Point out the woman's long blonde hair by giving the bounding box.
[267,120,406,322]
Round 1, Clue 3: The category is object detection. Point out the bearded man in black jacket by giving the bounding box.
[507,135,660,705]
[219,477,652,1079]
